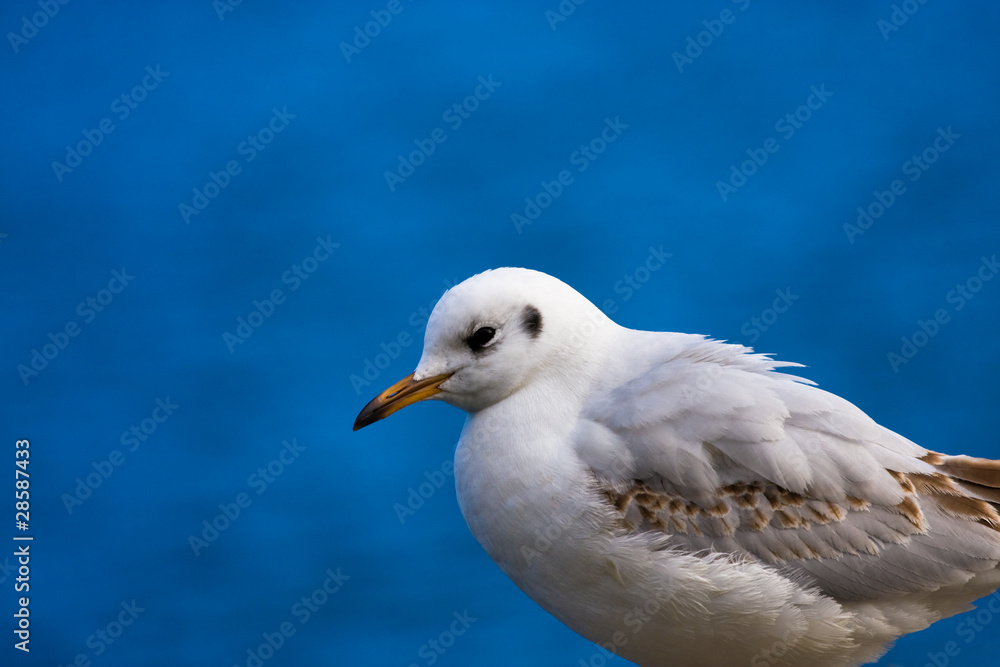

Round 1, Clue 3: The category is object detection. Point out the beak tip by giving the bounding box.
[352,408,378,432]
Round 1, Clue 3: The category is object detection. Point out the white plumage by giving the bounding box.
[354,267,1000,667]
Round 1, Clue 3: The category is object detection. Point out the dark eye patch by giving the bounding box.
[521,305,542,339]
[467,326,496,351]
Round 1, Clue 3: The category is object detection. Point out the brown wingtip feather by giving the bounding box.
[916,451,1000,531]
[933,494,1000,530]
[927,453,1000,489]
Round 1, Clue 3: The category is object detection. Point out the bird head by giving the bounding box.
[353,267,611,430]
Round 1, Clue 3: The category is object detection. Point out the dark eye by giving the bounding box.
[467,326,496,351]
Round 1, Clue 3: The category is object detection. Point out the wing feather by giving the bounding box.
[576,335,1000,600]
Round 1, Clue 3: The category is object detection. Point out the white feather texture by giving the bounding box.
[359,267,1000,667]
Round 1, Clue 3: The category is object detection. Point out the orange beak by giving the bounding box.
[353,372,453,431]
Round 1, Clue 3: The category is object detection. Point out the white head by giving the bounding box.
[353,267,613,429]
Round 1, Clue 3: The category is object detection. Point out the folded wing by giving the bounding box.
[573,335,1000,601]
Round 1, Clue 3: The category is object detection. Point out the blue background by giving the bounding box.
[3,1,999,665]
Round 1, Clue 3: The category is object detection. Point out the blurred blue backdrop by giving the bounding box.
[3,1,999,665]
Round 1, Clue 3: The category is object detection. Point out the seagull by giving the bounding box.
[353,267,1000,667]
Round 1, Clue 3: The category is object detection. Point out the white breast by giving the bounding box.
[452,388,872,667]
